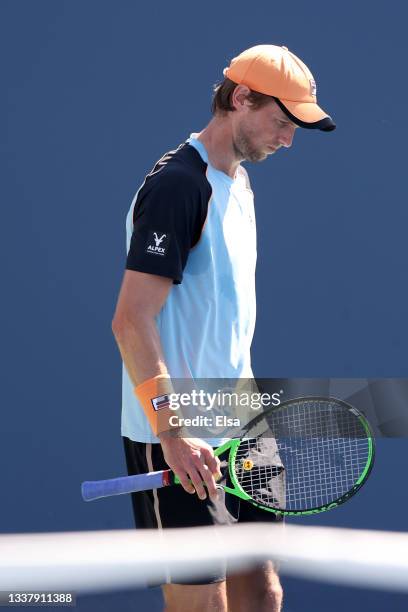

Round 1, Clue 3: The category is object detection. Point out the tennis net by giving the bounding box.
[1,523,407,593]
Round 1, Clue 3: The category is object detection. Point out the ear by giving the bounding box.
[231,84,252,112]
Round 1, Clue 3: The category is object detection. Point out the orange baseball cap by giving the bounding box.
[223,45,336,131]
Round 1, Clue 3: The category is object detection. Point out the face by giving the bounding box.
[231,87,299,163]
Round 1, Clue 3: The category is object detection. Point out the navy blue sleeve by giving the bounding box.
[126,170,208,284]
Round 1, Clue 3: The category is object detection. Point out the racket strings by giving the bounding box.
[233,399,371,512]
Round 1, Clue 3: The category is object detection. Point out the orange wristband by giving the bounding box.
[134,375,176,436]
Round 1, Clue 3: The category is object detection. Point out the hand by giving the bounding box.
[158,431,222,503]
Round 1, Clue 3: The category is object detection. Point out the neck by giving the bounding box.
[196,116,241,179]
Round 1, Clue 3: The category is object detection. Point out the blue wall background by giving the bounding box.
[2,1,407,610]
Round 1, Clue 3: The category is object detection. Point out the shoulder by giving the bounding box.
[132,143,213,225]
[143,143,211,199]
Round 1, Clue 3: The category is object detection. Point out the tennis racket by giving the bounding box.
[81,396,375,516]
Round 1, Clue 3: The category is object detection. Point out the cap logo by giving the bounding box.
[309,78,317,97]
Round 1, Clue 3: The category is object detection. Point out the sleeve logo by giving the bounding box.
[146,231,170,256]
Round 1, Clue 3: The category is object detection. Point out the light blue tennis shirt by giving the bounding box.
[121,134,257,443]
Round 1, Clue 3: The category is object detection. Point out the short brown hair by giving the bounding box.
[211,78,273,115]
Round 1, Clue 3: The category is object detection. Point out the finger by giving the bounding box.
[176,471,196,495]
[187,466,207,500]
[202,448,222,480]
[197,462,219,502]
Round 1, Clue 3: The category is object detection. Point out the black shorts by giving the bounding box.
[123,437,284,585]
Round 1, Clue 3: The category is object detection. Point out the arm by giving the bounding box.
[112,270,170,385]
[112,269,221,501]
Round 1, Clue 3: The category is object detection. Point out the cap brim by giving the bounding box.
[274,97,336,132]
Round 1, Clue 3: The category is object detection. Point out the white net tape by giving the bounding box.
[1,524,407,593]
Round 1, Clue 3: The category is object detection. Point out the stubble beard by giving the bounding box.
[232,126,268,163]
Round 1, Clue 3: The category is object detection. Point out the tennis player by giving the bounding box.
[112,44,335,612]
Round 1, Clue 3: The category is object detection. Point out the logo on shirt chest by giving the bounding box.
[146,231,170,256]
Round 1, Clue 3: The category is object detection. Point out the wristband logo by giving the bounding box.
[151,394,171,411]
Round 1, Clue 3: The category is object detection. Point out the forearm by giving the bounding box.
[112,300,220,500]
[112,314,169,387]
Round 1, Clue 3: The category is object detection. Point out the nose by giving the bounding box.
[279,126,295,148]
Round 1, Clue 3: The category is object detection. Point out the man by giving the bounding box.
[112,44,335,612]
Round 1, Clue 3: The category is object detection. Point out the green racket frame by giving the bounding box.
[175,396,375,516]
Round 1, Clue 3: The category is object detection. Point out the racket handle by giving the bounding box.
[81,470,172,501]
